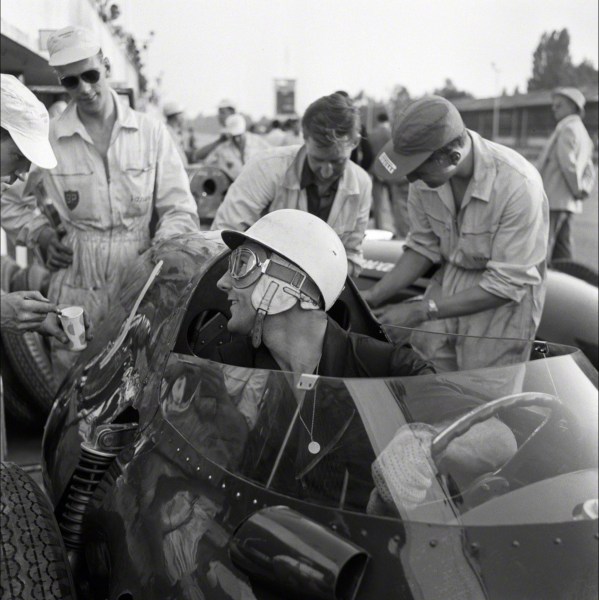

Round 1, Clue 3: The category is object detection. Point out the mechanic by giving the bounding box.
[189,98,237,162]
[537,87,596,264]
[204,113,270,181]
[0,74,91,344]
[0,26,199,381]
[163,101,189,166]
[212,209,516,510]
[364,96,549,371]
[210,92,373,276]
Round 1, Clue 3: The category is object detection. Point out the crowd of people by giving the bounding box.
[1,21,597,516]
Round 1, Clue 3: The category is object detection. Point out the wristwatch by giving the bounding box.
[424,299,440,321]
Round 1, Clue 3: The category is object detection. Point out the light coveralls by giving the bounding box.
[204,133,270,181]
[536,113,596,262]
[406,131,549,371]
[211,145,373,275]
[1,90,200,379]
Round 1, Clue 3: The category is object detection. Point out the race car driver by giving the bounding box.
[213,209,516,509]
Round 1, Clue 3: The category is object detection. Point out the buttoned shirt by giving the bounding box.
[211,145,373,275]
[300,160,339,223]
[1,89,199,377]
[536,114,596,213]
[204,133,270,180]
[405,130,549,370]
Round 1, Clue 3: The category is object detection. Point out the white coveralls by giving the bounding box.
[1,90,200,379]
[204,133,270,181]
[406,131,549,370]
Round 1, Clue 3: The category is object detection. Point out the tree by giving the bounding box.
[433,78,473,100]
[528,29,598,91]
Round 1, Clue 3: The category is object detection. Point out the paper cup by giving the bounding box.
[59,306,87,351]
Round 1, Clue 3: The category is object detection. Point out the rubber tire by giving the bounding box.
[0,330,57,417]
[0,462,76,599]
[551,259,599,287]
[0,339,44,428]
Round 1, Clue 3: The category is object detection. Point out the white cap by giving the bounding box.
[47,26,101,67]
[225,114,246,136]
[163,101,185,118]
[217,98,237,111]
[0,75,57,169]
[553,87,586,112]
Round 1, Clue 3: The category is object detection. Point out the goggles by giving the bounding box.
[228,246,322,305]
[59,69,101,90]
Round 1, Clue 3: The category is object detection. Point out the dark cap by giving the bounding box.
[373,95,465,182]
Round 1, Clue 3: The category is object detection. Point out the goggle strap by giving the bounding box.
[264,260,321,306]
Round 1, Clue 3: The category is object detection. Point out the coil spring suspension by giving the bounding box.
[58,442,121,549]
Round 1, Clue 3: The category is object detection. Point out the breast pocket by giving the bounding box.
[52,171,97,221]
[426,213,452,257]
[121,163,156,217]
[458,228,494,268]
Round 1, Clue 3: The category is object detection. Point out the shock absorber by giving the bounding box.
[56,421,138,550]
[58,442,120,550]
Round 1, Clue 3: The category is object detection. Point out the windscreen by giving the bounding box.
[161,333,597,526]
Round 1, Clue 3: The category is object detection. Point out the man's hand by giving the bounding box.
[373,300,427,328]
[1,291,58,333]
[360,288,378,307]
[38,228,73,271]
[38,306,94,346]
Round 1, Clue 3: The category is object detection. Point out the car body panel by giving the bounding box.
[41,232,598,599]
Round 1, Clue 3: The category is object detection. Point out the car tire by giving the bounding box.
[0,462,76,599]
[0,330,57,417]
[0,339,44,428]
[551,259,599,287]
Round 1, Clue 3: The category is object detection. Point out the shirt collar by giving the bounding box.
[283,145,361,196]
[463,129,495,203]
[54,88,140,141]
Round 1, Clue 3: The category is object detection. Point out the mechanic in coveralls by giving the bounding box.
[211,92,373,276]
[0,74,91,344]
[204,113,270,181]
[363,96,549,371]
[213,209,516,509]
[1,26,199,381]
[536,87,596,264]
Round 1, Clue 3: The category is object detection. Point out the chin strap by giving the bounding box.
[251,280,279,348]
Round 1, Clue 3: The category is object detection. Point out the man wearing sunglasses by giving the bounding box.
[1,26,199,381]
[365,96,548,371]
[211,92,373,277]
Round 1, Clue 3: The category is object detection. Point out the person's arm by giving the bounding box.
[344,175,372,277]
[190,135,227,162]
[210,155,278,231]
[152,122,200,241]
[555,124,594,199]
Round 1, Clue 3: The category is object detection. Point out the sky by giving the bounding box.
[119,0,599,119]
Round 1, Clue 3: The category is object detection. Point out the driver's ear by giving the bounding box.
[448,150,461,165]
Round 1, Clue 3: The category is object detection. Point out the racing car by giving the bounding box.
[1,232,597,600]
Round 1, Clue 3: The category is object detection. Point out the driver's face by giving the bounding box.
[217,262,258,335]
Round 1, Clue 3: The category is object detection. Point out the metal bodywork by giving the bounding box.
[42,232,598,600]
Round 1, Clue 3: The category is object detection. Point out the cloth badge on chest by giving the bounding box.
[64,190,79,210]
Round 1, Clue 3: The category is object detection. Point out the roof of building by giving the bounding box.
[452,85,598,112]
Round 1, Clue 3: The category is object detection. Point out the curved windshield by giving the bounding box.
[160,330,597,526]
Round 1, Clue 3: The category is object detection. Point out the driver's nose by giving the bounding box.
[217,271,232,292]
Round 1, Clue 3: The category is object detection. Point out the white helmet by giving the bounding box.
[221,209,347,311]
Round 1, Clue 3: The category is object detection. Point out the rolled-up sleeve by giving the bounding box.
[152,122,200,241]
[0,171,51,247]
[210,157,276,231]
[403,185,443,264]
[480,177,548,302]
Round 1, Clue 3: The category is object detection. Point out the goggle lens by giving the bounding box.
[60,69,101,89]
[228,247,263,286]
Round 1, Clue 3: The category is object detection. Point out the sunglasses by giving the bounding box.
[59,69,101,90]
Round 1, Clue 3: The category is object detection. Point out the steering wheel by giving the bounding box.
[430,392,565,463]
